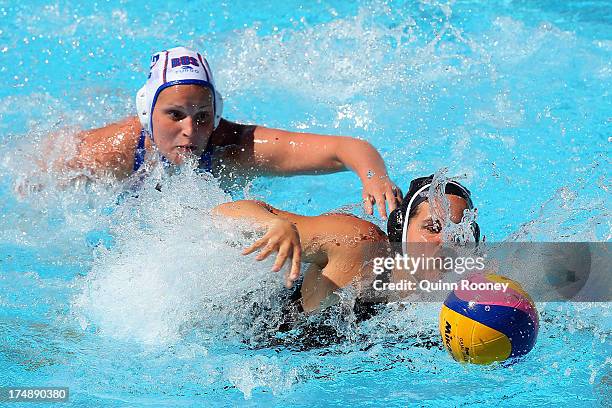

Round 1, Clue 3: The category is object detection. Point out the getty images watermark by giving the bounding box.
[369,252,510,293]
[359,243,611,302]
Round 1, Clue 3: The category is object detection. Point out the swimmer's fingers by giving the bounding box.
[373,191,389,220]
[362,194,374,216]
[272,238,302,285]
[385,185,402,212]
[272,242,290,272]
[242,235,269,256]
[286,245,302,288]
[394,186,404,204]
[255,239,278,262]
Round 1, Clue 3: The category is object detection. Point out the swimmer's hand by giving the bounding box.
[242,219,302,288]
[362,174,403,220]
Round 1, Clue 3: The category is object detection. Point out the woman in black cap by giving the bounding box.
[213,175,480,314]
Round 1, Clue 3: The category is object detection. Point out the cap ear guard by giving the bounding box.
[136,86,150,133]
[387,206,405,243]
[214,89,223,128]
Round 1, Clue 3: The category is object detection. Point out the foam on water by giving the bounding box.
[70,162,288,345]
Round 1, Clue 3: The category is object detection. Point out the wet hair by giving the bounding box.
[386,175,480,243]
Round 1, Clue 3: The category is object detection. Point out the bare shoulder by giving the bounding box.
[304,213,387,288]
[76,116,142,177]
[304,212,387,263]
[314,213,387,243]
[78,116,141,150]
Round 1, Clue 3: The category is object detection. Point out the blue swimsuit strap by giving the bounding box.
[133,130,214,172]
[133,130,147,172]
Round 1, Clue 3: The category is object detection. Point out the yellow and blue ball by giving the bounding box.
[439,273,539,365]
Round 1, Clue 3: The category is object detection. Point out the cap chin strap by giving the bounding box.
[135,85,224,139]
[400,181,475,255]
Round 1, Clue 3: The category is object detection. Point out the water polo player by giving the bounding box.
[57,46,401,218]
[214,174,480,313]
[386,175,480,247]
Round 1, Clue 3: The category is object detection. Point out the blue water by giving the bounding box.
[0,0,610,406]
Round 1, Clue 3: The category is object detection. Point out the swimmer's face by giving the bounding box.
[151,84,215,164]
[405,195,469,244]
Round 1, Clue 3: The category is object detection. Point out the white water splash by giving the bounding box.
[72,163,291,345]
[427,168,479,244]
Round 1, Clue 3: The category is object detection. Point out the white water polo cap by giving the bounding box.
[136,46,223,136]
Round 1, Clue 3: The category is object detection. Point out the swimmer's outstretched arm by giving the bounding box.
[214,200,388,310]
[215,121,402,219]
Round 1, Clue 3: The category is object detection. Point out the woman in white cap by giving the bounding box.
[68,46,401,218]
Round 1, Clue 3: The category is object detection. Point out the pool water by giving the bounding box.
[0,0,610,406]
